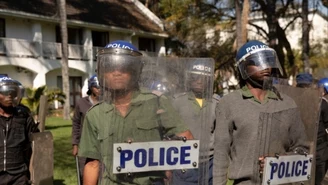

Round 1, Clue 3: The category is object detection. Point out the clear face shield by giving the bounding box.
[0,82,21,107]
[92,55,215,185]
[237,48,283,80]
[185,67,213,99]
[96,48,143,101]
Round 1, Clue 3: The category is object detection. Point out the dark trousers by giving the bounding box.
[315,158,328,185]
[171,158,213,185]
[0,171,29,185]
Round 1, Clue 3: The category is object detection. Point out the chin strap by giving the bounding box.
[247,77,283,100]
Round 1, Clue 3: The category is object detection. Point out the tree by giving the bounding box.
[21,86,66,119]
[302,0,310,73]
[57,0,70,119]
[247,0,302,77]
[235,0,250,51]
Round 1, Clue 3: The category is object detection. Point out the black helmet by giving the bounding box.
[0,76,21,107]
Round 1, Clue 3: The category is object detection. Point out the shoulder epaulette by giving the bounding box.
[173,92,187,99]
[212,93,221,102]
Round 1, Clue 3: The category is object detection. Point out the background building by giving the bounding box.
[0,0,168,106]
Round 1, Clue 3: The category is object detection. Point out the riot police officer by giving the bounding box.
[316,78,328,185]
[78,40,193,185]
[214,40,309,185]
[72,74,100,184]
[171,60,217,185]
[296,73,313,88]
[0,77,39,185]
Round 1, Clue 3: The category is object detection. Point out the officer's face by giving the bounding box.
[91,86,101,96]
[189,74,208,94]
[247,65,272,81]
[0,90,16,107]
[104,70,132,90]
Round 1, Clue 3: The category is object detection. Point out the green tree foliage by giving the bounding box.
[21,86,66,117]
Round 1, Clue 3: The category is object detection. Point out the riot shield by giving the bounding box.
[141,57,216,185]
[256,78,321,185]
[89,52,215,185]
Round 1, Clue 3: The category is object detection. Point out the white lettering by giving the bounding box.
[108,43,133,50]
[192,65,211,72]
[245,44,268,53]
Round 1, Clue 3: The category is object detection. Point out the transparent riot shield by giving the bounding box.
[91,50,215,185]
[140,57,216,185]
[256,78,321,185]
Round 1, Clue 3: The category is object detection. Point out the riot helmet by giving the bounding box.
[149,81,168,93]
[87,75,100,95]
[96,40,143,91]
[296,73,313,88]
[0,76,21,107]
[13,79,25,104]
[318,77,328,94]
[235,40,283,80]
[185,60,213,98]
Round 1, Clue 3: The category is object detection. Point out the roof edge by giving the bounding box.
[0,8,168,38]
[132,0,164,30]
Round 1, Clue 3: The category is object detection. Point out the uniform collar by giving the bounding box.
[103,90,145,113]
[241,85,278,103]
[187,91,207,107]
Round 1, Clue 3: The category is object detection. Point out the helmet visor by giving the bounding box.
[97,50,143,92]
[0,84,21,106]
[237,48,283,80]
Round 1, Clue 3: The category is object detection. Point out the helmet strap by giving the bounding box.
[247,77,264,89]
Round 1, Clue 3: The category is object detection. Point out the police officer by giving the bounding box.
[296,73,313,88]
[170,60,217,185]
[315,78,328,185]
[213,40,308,185]
[72,75,100,184]
[78,40,193,185]
[0,77,39,185]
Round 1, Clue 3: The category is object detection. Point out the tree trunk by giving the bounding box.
[235,0,243,51]
[241,0,249,46]
[302,0,310,73]
[58,0,70,119]
[266,0,278,48]
[145,0,149,8]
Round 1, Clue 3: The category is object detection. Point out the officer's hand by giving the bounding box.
[72,145,78,156]
[164,170,172,184]
[258,156,266,175]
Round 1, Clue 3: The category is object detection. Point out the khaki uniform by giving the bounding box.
[214,86,308,185]
[79,89,188,185]
[171,92,218,160]
[170,92,218,185]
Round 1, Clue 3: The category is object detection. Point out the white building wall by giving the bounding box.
[0,65,34,88]
[42,23,56,42]
[0,12,167,99]
[248,13,328,50]
[5,17,32,40]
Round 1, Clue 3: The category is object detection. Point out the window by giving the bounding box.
[0,18,5,37]
[138,38,156,52]
[57,76,82,107]
[56,26,82,45]
[92,31,109,47]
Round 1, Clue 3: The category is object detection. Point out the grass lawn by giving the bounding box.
[46,116,77,185]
